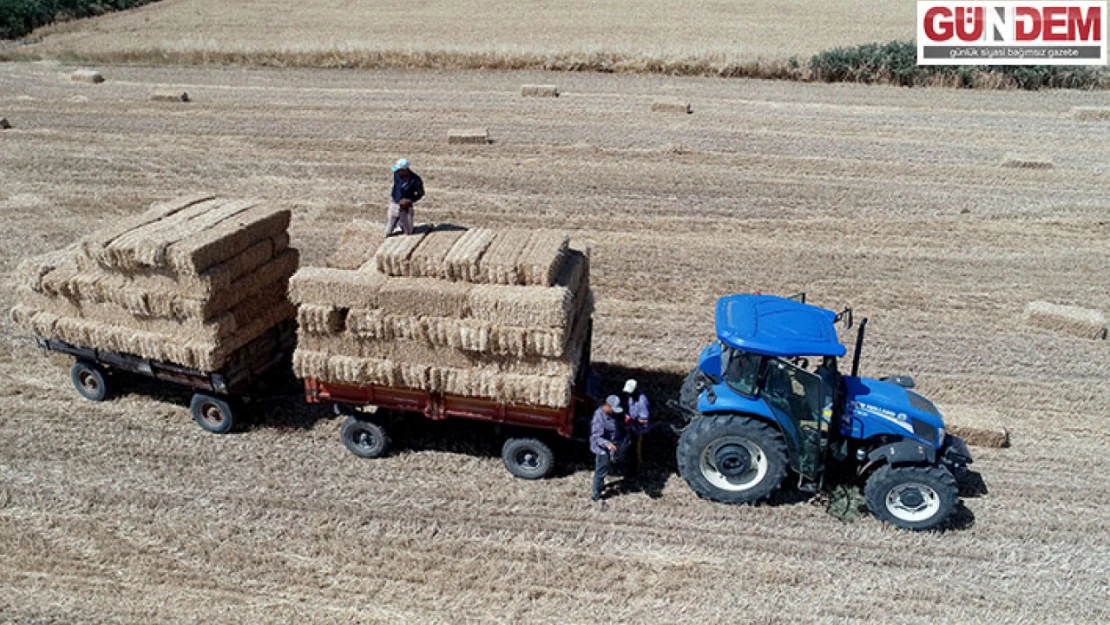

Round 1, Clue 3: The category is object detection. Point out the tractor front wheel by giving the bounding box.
[676,414,788,504]
[864,464,958,531]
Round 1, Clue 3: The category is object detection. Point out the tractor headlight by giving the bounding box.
[912,420,937,445]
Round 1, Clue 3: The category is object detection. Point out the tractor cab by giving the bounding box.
[693,294,849,490]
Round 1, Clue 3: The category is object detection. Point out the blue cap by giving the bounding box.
[391,158,410,172]
[605,395,623,414]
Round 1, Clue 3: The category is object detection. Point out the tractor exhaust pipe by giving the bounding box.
[851,317,868,377]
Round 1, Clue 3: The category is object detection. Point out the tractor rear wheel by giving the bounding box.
[340,416,390,459]
[864,464,958,531]
[676,414,788,504]
[679,367,706,415]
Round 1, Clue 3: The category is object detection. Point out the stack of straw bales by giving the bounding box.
[291,225,593,408]
[10,195,298,372]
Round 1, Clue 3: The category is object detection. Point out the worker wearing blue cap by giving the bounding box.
[386,158,425,236]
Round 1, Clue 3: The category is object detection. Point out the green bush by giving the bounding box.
[810,40,1106,90]
[0,0,159,39]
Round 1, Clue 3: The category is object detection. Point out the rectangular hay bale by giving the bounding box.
[288,266,387,309]
[1023,301,1107,340]
[521,84,559,97]
[516,230,568,287]
[374,229,430,276]
[71,69,104,84]
[444,228,495,282]
[376,278,472,317]
[478,229,532,285]
[326,220,385,270]
[468,283,573,329]
[409,226,468,279]
[447,128,490,145]
[151,89,189,102]
[651,99,691,114]
[297,304,348,335]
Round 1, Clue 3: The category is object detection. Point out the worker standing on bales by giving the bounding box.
[385,158,425,237]
[590,395,626,506]
[621,379,650,478]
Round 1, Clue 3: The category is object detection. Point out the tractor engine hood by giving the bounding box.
[842,376,947,446]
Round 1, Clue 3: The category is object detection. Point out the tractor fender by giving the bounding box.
[864,439,936,471]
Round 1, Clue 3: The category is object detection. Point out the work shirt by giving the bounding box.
[391,171,425,204]
[590,407,626,456]
[626,392,650,435]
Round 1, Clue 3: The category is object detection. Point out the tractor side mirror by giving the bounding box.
[836,307,853,329]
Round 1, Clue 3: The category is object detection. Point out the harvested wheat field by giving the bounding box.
[0,62,1109,625]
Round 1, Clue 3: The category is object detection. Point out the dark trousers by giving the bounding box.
[592,452,611,501]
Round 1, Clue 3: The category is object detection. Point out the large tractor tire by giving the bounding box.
[676,414,788,504]
[864,464,958,531]
[678,367,706,414]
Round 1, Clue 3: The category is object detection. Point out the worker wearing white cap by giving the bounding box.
[590,394,626,506]
[621,379,650,477]
[385,158,425,237]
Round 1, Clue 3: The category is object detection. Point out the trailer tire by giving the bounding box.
[340,416,390,459]
[71,360,110,401]
[864,464,958,531]
[676,414,788,504]
[190,393,236,434]
[502,437,555,480]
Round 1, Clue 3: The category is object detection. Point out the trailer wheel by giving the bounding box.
[502,437,554,480]
[340,416,390,459]
[70,361,110,401]
[864,464,958,531]
[190,393,236,434]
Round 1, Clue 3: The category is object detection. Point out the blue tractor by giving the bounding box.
[675,293,973,530]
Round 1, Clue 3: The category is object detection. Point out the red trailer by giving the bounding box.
[304,328,598,479]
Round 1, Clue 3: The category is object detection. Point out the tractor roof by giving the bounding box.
[715,294,847,358]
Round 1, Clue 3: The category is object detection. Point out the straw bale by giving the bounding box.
[166,203,290,274]
[1072,107,1110,121]
[516,230,568,286]
[377,278,471,317]
[1000,155,1053,170]
[652,99,692,114]
[288,266,387,309]
[345,308,387,339]
[521,84,559,98]
[98,198,249,271]
[326,220,384,270]
[444,228,495,282]
[374,229,429,276]
[292,350,331,379]
[79,194,216,264]
[297,304,347,335]
[469,283,573,328]
[479,229,532,285]
[940,404,1011,448]
[71,69,104,84]
[1023,301,1107,340]
[151,89,189,102]
[447,128,490,144]
[20,247,79,294]
[409,227,468,279]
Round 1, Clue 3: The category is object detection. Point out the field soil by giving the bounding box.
[1,61,1108,624]
[17,0,914,65]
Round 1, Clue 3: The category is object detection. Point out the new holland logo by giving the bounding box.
[917,1,1108,65]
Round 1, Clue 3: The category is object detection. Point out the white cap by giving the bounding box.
[605,395,623,414]
[391,158,410,172]
[623,379,637,394]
